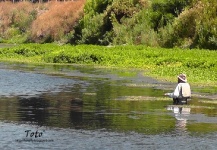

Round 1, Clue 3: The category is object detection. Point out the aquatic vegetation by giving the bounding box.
[187,123,217,134]
[199,100,217,104]
[83,93,97,96]
[114,96,170,101]
[167,105,216,110]
[0,43,217,86]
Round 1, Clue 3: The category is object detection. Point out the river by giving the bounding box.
[0,62,216,150]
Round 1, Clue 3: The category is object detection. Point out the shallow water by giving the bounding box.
[0,62,216,149]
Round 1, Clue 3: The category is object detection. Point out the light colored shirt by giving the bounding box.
[168,83,191,98]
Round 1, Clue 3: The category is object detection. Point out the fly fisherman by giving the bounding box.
[165,73,191,104]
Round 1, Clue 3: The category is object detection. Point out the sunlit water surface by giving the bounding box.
[0,62,216,150]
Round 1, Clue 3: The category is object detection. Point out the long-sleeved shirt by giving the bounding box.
[168,83,191,98]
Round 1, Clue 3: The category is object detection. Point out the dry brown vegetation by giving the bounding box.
[0,1,85,43]
[0,2,36,38]
[31,1,85,43]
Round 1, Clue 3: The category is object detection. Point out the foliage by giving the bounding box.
[75,0,194,46]
[75,0,150,45]
[158,0,217,49]
[76,12,111,45]
[111,9,159,46]
[0,2,37,43]
[0,1,85,44]
[74,0,113,45]
[0,44,217,86]
[30,1,85,43]
[109,0,151,45]
[1,0,217,49]
[150,0,192,31]
[195,0,217,49]
[76,0,217,49]
[84,0,112,14]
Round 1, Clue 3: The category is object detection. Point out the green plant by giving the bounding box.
[1,43,217,86]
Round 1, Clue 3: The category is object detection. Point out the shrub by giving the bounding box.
[73,0,113,45]
[76,13,110,45]
[30,1,85,43]
[0,2,37,42]
[195,0,217,49]
[111,9,159,46]
[150,0,192,31]
[158,2,202,48]
[78,0,193,46]
[159,0,217,49]
[109,0,153,45]
[76,0,150,45]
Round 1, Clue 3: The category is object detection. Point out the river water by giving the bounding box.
[0,62,216,150]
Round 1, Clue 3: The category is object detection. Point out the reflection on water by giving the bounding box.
[0,62,217,149]
[167,106,191,134]
[17,97,50,125]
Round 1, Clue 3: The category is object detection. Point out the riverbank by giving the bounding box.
[0,48,216,150]
[0,43,216,87]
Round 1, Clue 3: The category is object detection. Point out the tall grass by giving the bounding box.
[0,44,216,86]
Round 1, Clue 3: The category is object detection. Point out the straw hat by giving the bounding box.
[178,73,187,82]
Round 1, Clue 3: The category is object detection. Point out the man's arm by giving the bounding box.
[165,84,181,98]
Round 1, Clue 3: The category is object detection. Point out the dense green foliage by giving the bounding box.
[73,0,217,49]
[1,0,217,49]
[0,43,216,86]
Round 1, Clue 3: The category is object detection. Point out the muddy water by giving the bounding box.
[0,62,216,150]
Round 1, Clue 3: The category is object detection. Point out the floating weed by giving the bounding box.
[83,93,97,96]
[116,71,137,77]
[124,83,158,87]
[114,96,170,101]
[192,86,217,94]
[167,105,216,109]
[187,123,217,135]
[199,100,217,104]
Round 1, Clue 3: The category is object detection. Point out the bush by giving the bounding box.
[75,0,150,45]
[1,0,217,50]
[108,0,153,45]
[150,0,192,31]
[195,0,217,49]
[0,2,37,42]
[159,0,217,49]
[158,2,201,48]
[76,13,110,45]
[77,0,193,46]
[73,0,113,45]
[30,1,85,43]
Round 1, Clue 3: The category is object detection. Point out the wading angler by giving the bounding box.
[165,74,191,105]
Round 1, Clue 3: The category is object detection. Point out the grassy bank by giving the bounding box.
[0,43,216,86]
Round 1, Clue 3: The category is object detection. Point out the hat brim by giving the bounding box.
[178,76,187,82]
